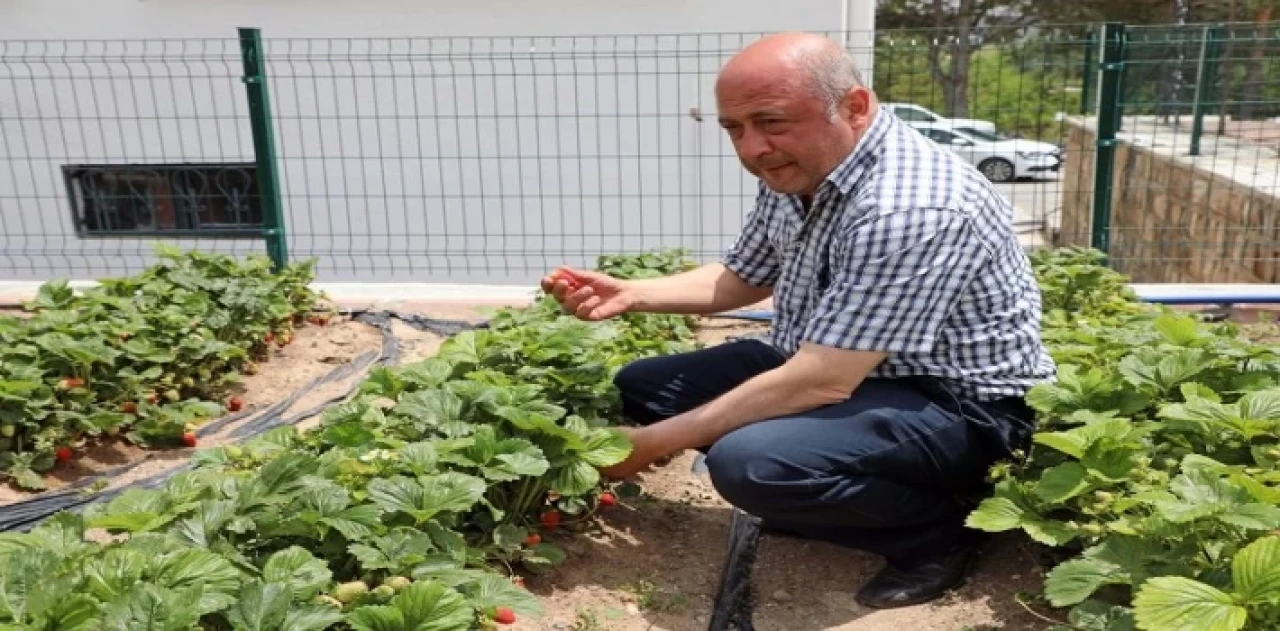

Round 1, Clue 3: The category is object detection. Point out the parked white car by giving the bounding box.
[910,123,1062,183]
[884,102,997,134]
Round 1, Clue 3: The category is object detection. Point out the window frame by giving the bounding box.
[62,162,266,239]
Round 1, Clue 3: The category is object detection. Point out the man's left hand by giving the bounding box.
[599,426,671,480]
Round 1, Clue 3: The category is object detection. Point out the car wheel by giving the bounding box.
[979,158,1016,183]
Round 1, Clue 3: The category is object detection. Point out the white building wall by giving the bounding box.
[0,0,875,283]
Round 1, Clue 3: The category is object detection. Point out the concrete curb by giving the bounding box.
[0,280,541,306]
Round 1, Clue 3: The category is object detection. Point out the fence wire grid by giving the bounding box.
[1,23,1277,284]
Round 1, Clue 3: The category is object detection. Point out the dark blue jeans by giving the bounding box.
[613,339,1035,566]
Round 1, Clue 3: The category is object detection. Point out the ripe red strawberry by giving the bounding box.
[599,492,617,507]
[55,446,72,463]
[146,392,159,405]
[181,431,197,448]
[539,510,561,529]
[227,396,244,412]
[121,401,138,414]
[493,607,516,625]
[523,533,541,547]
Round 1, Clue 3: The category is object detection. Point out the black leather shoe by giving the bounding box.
[854,544,980,609]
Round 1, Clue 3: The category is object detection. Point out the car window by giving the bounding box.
[924,129,958,143]
[956,127,1001,142]
[894,106,936,122]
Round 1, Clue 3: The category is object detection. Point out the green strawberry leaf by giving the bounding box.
[1133,577,1246,631]
[262,547,332,601]
[1034,462,1092,504]
[225,581,291,631]
[1044,557,1126,607]
[1230,535,1280,604]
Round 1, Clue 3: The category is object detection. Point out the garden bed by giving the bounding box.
[0,316,386,504]
[2,247,1279,631]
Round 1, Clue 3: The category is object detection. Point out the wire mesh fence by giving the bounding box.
[1055,21,1280,284]
[0,38,269,279]
[1,22,1277,284]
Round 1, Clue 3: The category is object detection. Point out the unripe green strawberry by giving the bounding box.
[371,585,396,601]
[383,576,412,591]
[333,581,369,603]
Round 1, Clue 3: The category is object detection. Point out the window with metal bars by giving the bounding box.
[63,163,264,237]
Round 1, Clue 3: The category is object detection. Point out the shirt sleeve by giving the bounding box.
[800,207,986,354]
[721,186,782,287]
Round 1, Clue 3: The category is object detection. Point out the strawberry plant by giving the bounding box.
[968,248,1280,631]
[0,245,325,489]
[0,248,695,630]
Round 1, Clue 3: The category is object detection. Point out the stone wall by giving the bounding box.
[1059,118,1280,284]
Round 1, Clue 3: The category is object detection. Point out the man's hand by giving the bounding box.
[599,426,670,480]
[540,267,637,321]
[598,343,887,476]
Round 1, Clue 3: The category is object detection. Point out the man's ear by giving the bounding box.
[839,87,873,124]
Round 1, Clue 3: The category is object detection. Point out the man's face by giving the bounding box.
[716,75,869,197]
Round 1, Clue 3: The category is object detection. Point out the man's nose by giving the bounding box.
[737,127,772,160]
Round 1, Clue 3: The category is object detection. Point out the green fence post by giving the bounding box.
[1190,24,1225,157]
[238,27,288,271]
[1081,28,1097,114]
[1091,22,1125,256]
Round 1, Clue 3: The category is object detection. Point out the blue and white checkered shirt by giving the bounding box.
[722,106,1056,401]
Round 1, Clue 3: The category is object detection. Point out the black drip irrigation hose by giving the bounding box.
[693,453,764,631]
[709,507,763,631]
[0,310,482,533]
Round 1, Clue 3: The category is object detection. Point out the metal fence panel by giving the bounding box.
[3,23,1277,285]
[0,26,1095,284]
[0,39,269,279]
[259,34,755,282]
[1079,21,1280,284]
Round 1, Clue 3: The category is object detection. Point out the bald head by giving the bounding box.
[718,32,865,117]
[714,32,876,197]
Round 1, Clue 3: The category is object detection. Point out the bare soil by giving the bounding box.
[513,448,1054,631]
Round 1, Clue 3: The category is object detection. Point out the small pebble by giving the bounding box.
[772,589,792,602]
[626,603,640,615]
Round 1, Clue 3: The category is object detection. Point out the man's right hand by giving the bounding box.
[540,267,638,321]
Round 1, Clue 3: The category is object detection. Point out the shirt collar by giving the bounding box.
[821,104,892,198]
